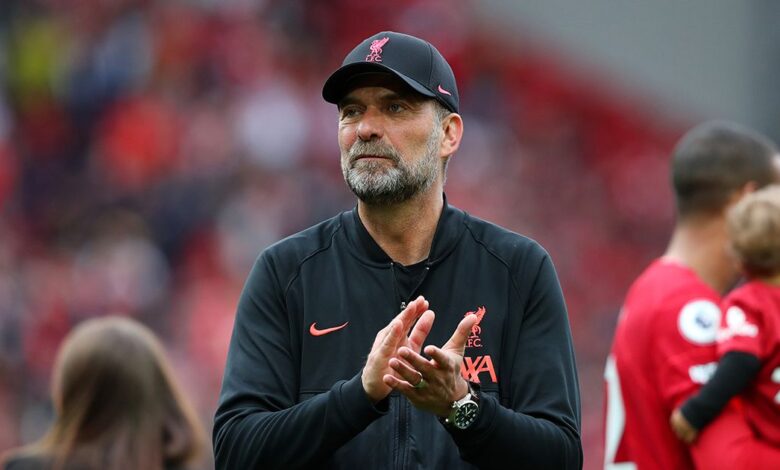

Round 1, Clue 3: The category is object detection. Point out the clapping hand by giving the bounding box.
[361,296,435,403]
[384,312,478,416]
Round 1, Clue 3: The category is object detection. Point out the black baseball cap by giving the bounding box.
[322,31,459,113]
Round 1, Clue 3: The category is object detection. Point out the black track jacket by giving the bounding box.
[214,200,582,469]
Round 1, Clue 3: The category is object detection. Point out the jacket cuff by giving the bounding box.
[337,372,389,432]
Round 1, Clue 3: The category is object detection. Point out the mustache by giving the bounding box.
[347,141,401,164]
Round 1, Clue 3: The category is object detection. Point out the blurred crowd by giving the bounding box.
[0,0,686,467]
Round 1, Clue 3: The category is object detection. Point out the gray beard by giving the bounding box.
[341,131,441,206]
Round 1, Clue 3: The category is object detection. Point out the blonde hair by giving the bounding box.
[5,316,205,470]
[727,184,780,277]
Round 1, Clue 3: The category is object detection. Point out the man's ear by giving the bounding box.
[439,113,463,159]
[723,181,759,214]
[735,181,759,200]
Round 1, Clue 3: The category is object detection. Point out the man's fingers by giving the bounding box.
[389,357,425,386]
[362,319,403,403]
[371,321,392,349]
[396,296,428,334]
[443,314,478,351]
[423,345,456,368]
[408,310,435,352]
[379,320,402,354]
[398,346,436,375]
[377,297,426,352]
[383,373,417,392]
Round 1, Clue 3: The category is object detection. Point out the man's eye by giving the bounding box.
[388,103,405,113]
[340,108,360,119]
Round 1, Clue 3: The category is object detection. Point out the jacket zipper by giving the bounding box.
[389,261,433,468]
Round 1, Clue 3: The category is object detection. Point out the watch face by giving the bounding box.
[453,401,479,429]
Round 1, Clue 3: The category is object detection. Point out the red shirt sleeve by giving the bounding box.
[718,293,764,359]
[655,298,721,410]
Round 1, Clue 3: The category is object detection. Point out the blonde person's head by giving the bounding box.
[727,184,780,278]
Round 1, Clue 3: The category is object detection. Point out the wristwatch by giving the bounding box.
[443,381,481,430]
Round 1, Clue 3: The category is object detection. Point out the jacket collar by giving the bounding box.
[342,194,467,267]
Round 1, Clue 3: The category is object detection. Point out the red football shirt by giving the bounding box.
[718,280,780,446]
[604,259,721,470]
[693,399,780,470]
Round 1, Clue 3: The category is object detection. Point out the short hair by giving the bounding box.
[727,184,780,277]
[671,120,778,219]
[432,100,451,124]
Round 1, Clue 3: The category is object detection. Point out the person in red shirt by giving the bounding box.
[604,121,780,470]
[670,185,780,468]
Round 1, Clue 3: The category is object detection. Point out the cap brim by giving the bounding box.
[322,62,436,105]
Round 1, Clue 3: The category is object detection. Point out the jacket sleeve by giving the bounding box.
[212,252,387,469]
[447,251,582,469]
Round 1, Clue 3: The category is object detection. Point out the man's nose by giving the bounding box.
[356,109,384,142]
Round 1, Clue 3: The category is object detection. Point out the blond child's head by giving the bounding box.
[727,184,780,278]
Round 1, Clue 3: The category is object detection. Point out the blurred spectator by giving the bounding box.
[68,210,167,313]
[1,316,206,470]
[234,81,309,170]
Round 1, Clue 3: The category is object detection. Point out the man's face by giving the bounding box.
[337,75,444,205]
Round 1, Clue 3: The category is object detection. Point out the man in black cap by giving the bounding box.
[214,31,582,469]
